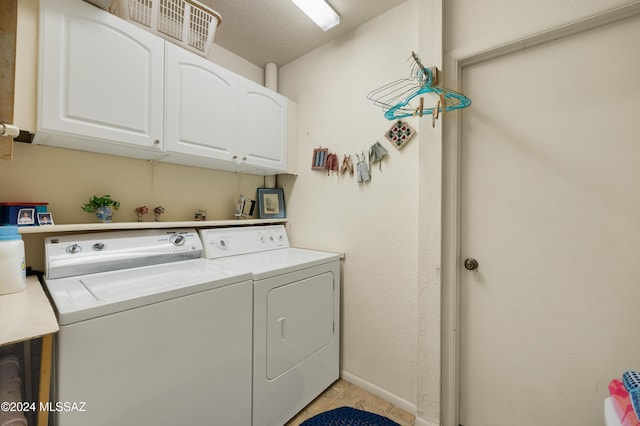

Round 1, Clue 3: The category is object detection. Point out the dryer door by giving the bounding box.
[265,271,335,379]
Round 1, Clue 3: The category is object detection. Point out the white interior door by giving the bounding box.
[459,13,640,426]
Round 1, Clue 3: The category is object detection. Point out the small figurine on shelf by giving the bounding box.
[153,206,165,221]
[135,206,149,222]
[194,209,207,221]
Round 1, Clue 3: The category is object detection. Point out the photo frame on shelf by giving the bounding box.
[17,208,35,226]
[311,148,329,170]
[257,188,285,219]
[37,212,54,225]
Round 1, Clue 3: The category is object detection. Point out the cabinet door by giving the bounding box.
[164,43,238,162]
[238,77,287,172]
[38,0,164,150]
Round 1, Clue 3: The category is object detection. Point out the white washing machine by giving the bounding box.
[43,229,254,426]
[199,225,341,426]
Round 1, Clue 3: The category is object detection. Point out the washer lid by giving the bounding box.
[44,258,252,325]
[211,247,340,280]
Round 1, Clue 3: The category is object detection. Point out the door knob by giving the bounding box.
[464,258,479,271]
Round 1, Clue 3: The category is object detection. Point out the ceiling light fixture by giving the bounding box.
[291,0,340,31]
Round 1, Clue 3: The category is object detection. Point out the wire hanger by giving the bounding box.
[367,52,471,121]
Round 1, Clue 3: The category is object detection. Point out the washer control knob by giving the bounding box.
[170,234,185,246]
[66,244,82,254]
[92,243,106,251]
[217,239,227,249]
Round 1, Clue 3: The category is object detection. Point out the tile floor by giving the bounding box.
[285,379,415,426]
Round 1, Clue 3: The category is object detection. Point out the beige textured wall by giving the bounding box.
[279,1,420,410]
[2,143,264,271]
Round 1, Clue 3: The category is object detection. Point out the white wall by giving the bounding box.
[279,1,420,411]
[207,43,264,84]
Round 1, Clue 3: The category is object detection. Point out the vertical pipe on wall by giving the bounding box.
[265,62,278,92]
[264,62,278,189]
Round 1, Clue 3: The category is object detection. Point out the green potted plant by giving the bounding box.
[82,195,121,223]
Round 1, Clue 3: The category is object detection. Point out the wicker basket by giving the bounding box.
[113,0,221,56]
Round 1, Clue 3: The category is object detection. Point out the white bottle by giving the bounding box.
[0,226,26,294]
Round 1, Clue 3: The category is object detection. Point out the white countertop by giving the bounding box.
[0,276,59,346]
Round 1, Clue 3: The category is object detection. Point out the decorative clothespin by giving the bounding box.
[340,155,354,175]
[326,152,339,175]
[369,141,388,171]
[312,147,329,170]
[355,152,371,183]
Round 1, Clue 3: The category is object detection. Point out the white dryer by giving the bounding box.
[199,225,341,426]
[43,229,254,426]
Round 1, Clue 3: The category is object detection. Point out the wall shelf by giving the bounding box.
[18,218,287,234]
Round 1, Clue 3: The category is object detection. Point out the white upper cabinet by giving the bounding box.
[36,0,164,158]
[164,43,238,165]
[165,45,287,173]
[238,77,287,172]
[35,0,289,174]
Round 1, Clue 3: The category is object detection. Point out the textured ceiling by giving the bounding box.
[198,0,408,67]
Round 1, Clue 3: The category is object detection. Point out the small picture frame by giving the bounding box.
[17,208,35,226]
[311,148,329,170]
[37,212,54,226]
[257,188,285,219]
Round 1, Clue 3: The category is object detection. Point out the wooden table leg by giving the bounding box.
[37,334,53,426]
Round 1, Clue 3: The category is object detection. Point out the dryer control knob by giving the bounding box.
[92,243,106,251]
[170,234,185,246]
[217,239,228,249]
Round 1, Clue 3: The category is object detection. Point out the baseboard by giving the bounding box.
[340,370,417,416]
[413,417,439,426]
